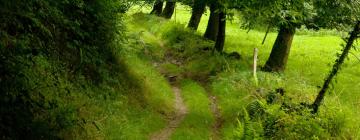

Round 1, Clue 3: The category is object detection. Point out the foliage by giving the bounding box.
[239,0,316,30]
[0,0,131,138]
[238,0,360,31]
[313,0,360,30]
[233,96,353,139]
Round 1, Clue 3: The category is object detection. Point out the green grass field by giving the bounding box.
[125,4,360,139]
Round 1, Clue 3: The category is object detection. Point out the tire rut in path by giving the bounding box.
[209,94,224,140]
[200,83,224,140]
[149,86,188,140]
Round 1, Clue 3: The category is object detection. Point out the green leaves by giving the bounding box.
[240,0,315,30]
[314,0,360,29]
[237,0,360,31]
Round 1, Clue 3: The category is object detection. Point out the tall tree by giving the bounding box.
[214,10,226,52]
[204,3,220,41]
[312,21,360,113]
[263,1,313,72]
[310,0,360,113]
[187,0,206,30]
[161,1,176,19]
[150,0,164,16]
[241,0,360,72]
[263,25,296,72]
[241,0,315,72]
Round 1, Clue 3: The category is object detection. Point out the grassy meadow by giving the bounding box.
[124,4,360,139]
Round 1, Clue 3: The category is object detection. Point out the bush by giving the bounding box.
[0,0,128,139]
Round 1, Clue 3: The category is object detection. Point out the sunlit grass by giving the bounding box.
[169,4,360,138]
[92,13,180,139]
[127,4,360,139]
[98,50,175,139]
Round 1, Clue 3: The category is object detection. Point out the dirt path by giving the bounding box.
[145,29,222,140]
[209,94,224,140]
[149,86,188,140]
[198,83,224,140]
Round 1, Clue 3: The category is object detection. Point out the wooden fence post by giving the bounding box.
[253,48,259,86]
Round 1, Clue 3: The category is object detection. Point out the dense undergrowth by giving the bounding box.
[128,8,360,139]
[1,0,125,138]
[0,1,174,139]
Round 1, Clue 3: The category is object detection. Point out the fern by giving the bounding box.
[243,107,253,140]
[237,107,263,140]
[246,99,266,119]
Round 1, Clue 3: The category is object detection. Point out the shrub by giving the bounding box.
[0,0,128,138]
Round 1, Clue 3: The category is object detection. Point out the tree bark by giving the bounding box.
[204,4,219,41]
[161,1,176,19]
[150,0,163,16]
[263,25,296,72]
[214,11,226,52]
[312,21,360,113]
[187,1,206,30]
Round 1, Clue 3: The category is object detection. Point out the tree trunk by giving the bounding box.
[150,0,163,16]
[161,1,176,19]
[204,4,219,41]
[312,21,360,113]
[263,25,296,72]
[187,1,206,30]
[214,11,226,52]
[262,24,271,45]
